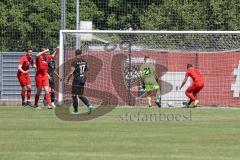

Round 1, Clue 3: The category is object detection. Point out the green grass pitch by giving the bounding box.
[0,106,240,160]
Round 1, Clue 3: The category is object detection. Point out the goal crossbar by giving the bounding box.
[60,30,240,34]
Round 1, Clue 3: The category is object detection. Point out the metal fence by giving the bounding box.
[0,52,44,103]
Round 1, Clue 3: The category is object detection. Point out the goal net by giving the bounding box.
[59,30,240,107]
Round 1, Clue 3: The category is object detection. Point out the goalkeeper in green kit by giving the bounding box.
[140,56,161,108]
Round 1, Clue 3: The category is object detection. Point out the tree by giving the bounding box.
[0,0,60,51]
[1,0,240,51]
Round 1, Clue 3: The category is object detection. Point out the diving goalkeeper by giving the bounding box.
[140,56,161,108]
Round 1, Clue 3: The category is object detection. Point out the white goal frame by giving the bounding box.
[59,30,240,104]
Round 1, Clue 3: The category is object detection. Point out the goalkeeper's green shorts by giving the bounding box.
[145,83,159,92]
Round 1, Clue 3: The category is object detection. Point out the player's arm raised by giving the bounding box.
[36,48,49,57]
[51,46,59,58]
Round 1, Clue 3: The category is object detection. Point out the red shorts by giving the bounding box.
[35,75,49,88]
[186,82,204,95]
[18,74,31,86]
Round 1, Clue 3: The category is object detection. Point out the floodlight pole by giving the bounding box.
[76,0,80,49]
[61,0,66,29]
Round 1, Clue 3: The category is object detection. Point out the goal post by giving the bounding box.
[59,30,240,107]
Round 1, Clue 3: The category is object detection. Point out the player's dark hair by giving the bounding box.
[75,49,82,56]
[25,48,32,52]
[187,64,193,69]
[144,56,150,61]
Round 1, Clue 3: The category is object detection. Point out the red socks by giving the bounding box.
[22,89,32,103]
[34,92,50,106]
[27,89,31,102]
[34,94,39,106]
[45,93,51,105]
[21,90,26,103]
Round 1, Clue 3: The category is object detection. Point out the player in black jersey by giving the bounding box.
[66,49,93,114]
[47,48,61,107]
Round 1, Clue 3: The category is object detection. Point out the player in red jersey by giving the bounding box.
[17,48,36,107]
[180,64,204,107]
[34,48,57,109]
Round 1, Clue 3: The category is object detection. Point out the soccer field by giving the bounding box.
[0,106,240,160]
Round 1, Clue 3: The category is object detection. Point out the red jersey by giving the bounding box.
[185,67,204,84]
[36,55,52,77]
[17,55,34,76]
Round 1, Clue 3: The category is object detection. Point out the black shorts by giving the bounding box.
[72,80,85,95]
[49,79,55,89]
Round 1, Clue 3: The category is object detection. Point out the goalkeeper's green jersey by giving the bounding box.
[140,63,157,84]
